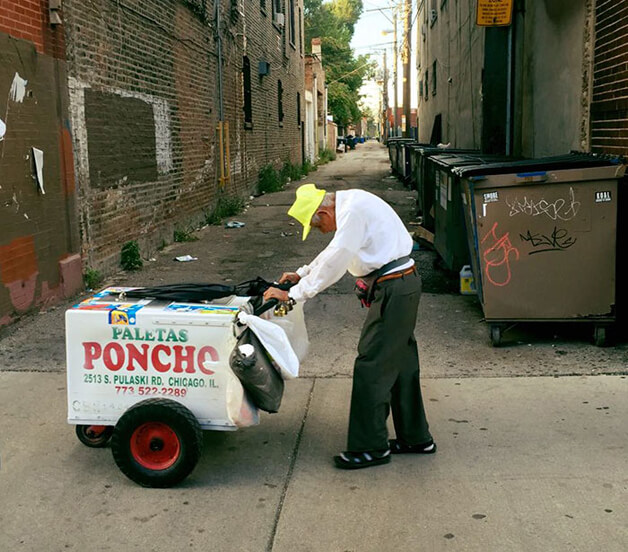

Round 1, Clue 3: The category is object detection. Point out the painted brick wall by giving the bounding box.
[0,5,81,328]
[63,0,304,274]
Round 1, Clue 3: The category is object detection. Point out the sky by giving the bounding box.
[350,0,418,114]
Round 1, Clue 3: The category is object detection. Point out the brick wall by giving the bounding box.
[0,3,81,328]
[63,0,304,274]
[0,0,66,58]
[591,0,628,155]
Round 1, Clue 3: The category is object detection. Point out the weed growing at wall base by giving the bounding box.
[83,268,103,290]
[174,228,199,242]
[258,164,283,194]
[317,148,337,165]
[120,241,143,271]
[205,195,245,225]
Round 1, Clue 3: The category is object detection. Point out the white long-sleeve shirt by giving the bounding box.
[288,189,414,302]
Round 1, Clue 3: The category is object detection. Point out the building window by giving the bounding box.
[289,0,296,47]
[299,7,303,54]
[261,0,266,14]
[297,92,301,127]
[425,70,429,101]
[243,56,253,129]
[272,0,283,28]
[419,80,423,101]
[430,0,437,26]
[432,60,437,96]
[278,80,284,125]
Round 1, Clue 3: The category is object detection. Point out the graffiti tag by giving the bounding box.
[520,227,577,255]
[481,222,520,287]
[505,187,581,221]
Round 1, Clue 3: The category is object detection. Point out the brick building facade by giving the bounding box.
[0,2,82,327]
[63,0,305,274]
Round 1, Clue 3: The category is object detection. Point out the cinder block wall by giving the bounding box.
[63,0,304,274]
[0,3,81,328]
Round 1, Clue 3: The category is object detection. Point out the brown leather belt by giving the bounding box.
[376,266,416,284]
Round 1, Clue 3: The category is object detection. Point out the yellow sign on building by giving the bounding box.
[476,0,514,27]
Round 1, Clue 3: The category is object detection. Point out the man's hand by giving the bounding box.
[263,287,290,302]
[279,272,300,284]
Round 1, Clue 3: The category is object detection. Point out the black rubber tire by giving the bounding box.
[75,425,114,448]
[490,325,502,347]
[593,325,608,348]
[111,398,202,488]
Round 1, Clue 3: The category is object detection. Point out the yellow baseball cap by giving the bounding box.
[287,183,326,240]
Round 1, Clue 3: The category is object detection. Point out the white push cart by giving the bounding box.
[66,286,299,487]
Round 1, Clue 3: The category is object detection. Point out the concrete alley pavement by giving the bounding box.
[1,142,627,551]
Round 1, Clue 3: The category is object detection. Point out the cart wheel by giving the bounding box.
[111,398,202,488]
[490,325,502,347]
[75,425,114,448]
[593,325,608,348]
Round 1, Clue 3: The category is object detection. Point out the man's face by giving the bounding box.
[311,207,336,234]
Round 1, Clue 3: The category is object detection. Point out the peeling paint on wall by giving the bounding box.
[0,118,5,141]
[9,72,28,103]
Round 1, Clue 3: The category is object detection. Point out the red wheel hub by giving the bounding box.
[86,425,107,437]
[130,422,181,470]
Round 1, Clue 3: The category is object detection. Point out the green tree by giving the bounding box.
[304,0,374,129]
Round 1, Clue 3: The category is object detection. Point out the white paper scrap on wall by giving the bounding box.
[9,73,28,103]
[32,147,45,194]
[0,118,5,140]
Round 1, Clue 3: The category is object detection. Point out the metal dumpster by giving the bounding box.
[456,154,626,346]
[429,153,515,273]
[413,147,480,231]
[399,140,418,184]
[387,137,415,178]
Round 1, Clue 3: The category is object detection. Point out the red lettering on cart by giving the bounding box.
[126,343,150,371]
[197,346,218,375]
[104,342,125,371]
[173,345,196,373]
[81,341,220,374]
[83,342,102,370]
[151,344,171,373]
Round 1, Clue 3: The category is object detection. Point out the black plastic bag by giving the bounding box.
[229,329,284,413]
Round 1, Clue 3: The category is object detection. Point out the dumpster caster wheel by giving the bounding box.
[76,425,114,448]
[111,399,202,488]
[490,325,502,347]
[593,325,608,347]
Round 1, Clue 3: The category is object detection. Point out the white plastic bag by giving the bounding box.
[237,312,299,379]
[264,301,309,362]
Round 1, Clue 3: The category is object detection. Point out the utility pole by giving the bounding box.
[402,0,412,138]
[393,7,398,137]
[382,49,389,141]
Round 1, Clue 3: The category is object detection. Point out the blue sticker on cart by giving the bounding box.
[108,304,145,325]
[165,304,240,315]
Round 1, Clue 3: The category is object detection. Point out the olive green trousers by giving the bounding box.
[347,270,432,452]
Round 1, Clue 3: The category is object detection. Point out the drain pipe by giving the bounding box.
[215,0,224,122]
[505,23,513,156]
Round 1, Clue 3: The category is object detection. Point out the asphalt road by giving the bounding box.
[1,142,627,551]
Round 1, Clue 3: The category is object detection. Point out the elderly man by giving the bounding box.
[263,183,435,469]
